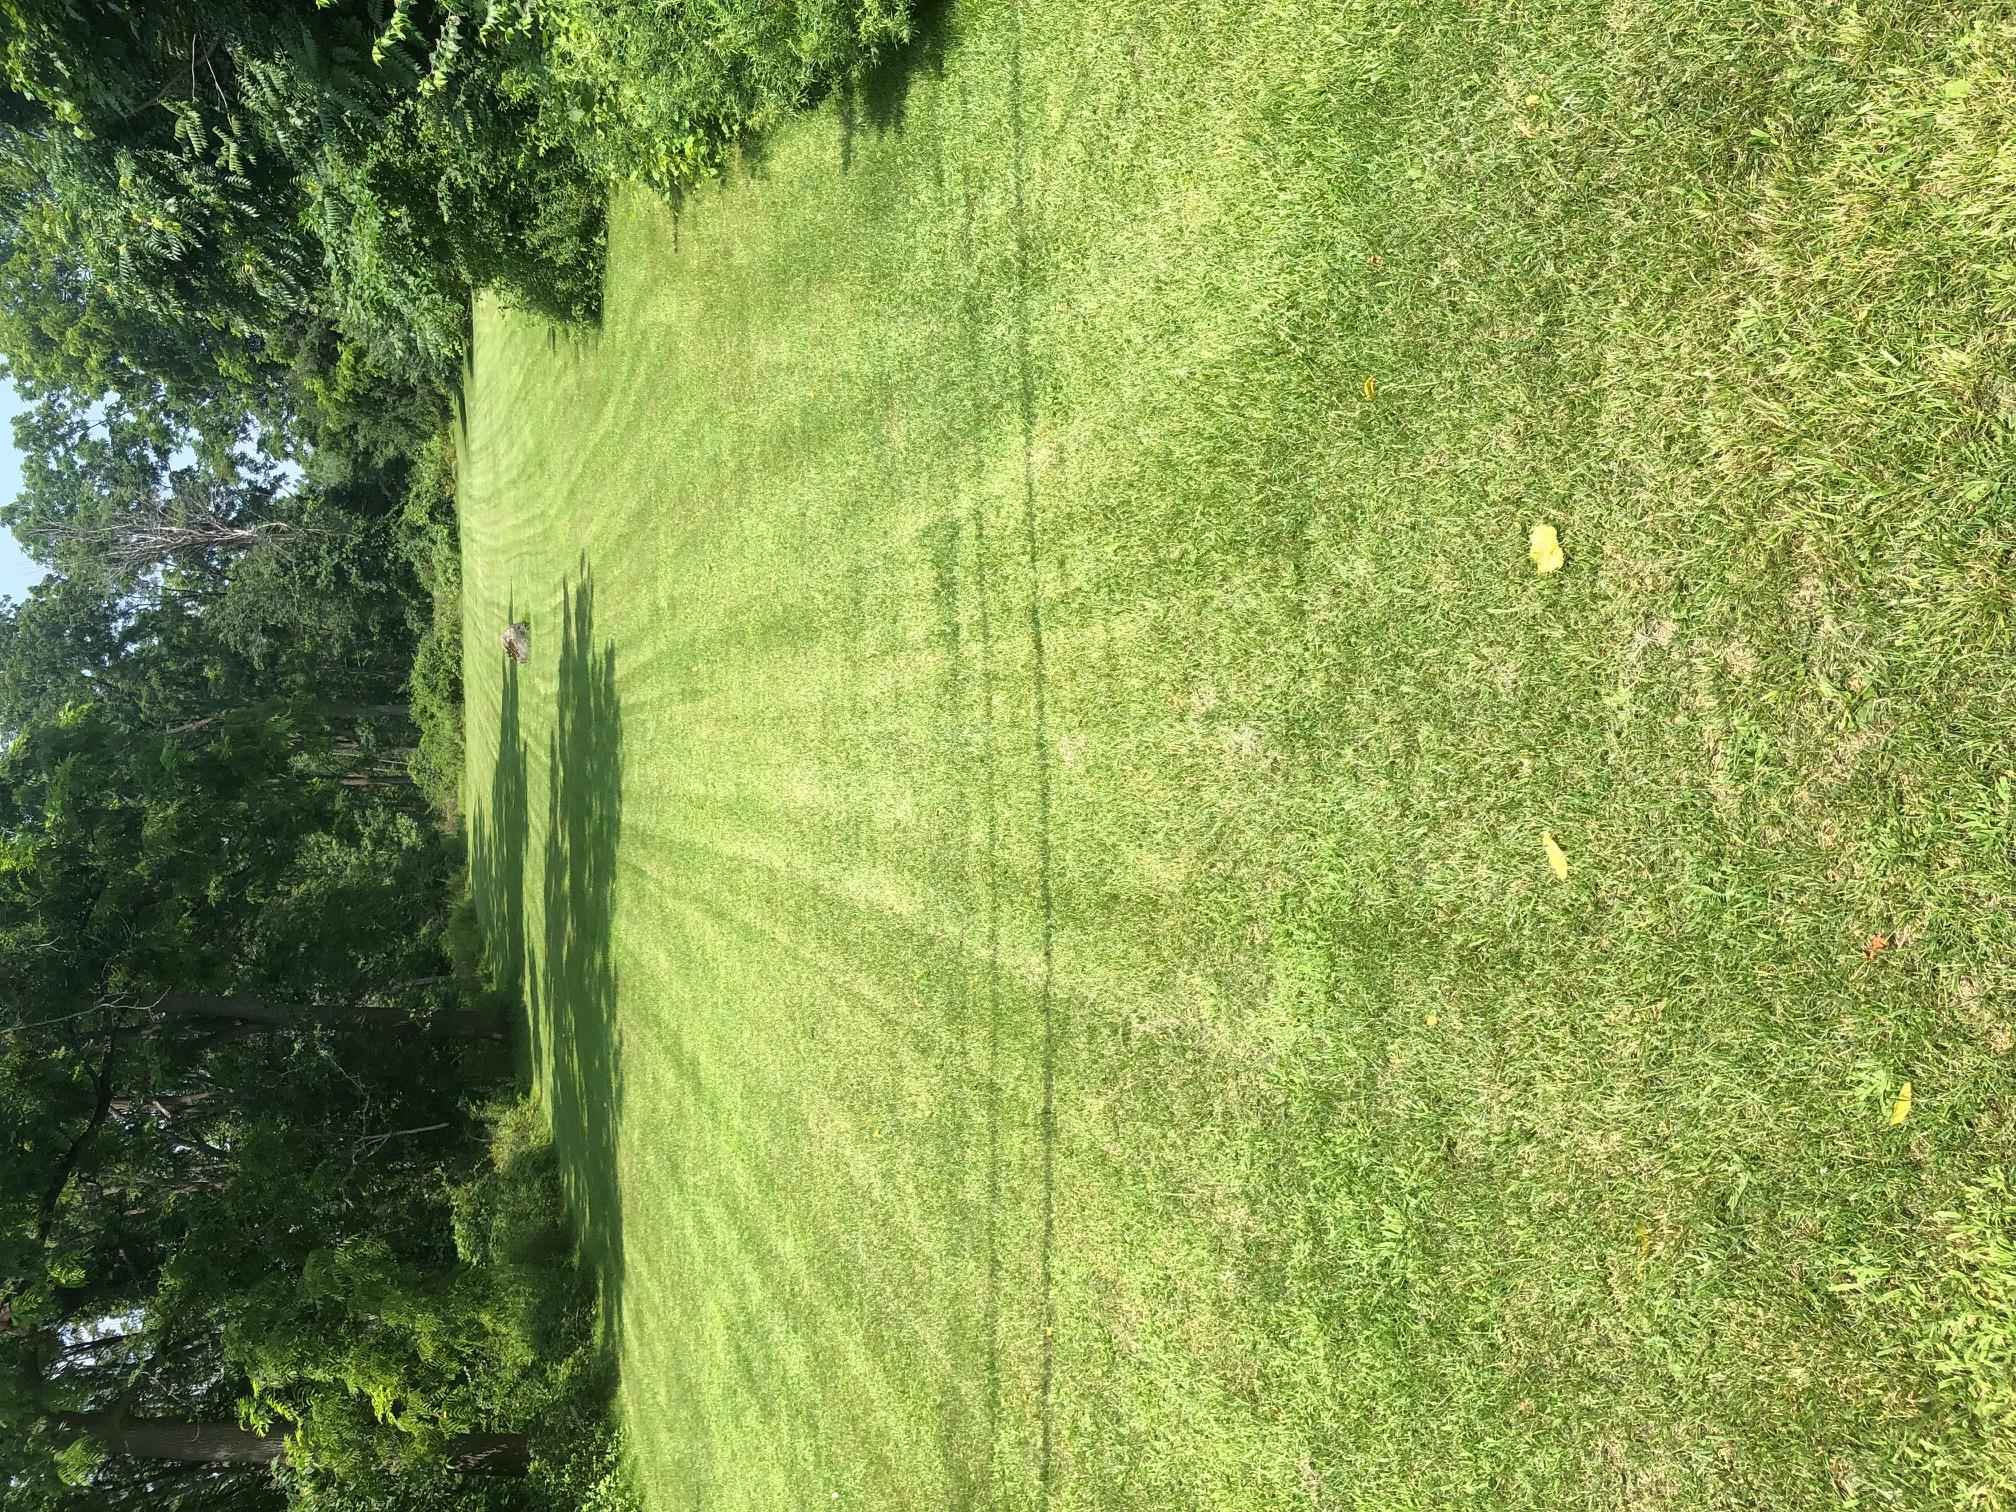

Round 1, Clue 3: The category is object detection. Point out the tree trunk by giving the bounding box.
[151,993,505,1040]
[50,1410,284,1465]
[111,1089,213,1120]
[166,702,411,738]
[307,770,416,790]
[48,1412,528,1476]
[449,1433,531,1476]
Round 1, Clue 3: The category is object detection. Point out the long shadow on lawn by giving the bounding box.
[472,569,628,1344]
[534,563,628,1343]
[476,608,529,1004]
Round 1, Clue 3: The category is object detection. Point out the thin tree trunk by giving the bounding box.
[151,993,505,1040]
[30,1024,121,1244]
[307,771,416,789]
[165,702,411,738]
[112,1088,214,1120]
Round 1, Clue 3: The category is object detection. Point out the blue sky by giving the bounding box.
[0,381,45,602]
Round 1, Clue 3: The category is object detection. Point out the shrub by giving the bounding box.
[397,432,466,820]
[524,0,918,190]
[259,1095,634,1510]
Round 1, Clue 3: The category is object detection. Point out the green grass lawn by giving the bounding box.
[459,0,2016,1504]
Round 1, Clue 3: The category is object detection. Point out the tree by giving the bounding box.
[0,0,602,433]
[42,1409,528,1475]
[145,993,503,1041]
[0,5,685,1502]
[2,386,294,592]
[44,1411,286,1467]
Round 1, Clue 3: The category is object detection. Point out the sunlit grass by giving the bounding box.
[462,0,2016,1505]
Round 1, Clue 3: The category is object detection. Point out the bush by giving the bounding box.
[398,432,466,821]
[290,0,916,352]
[448,1096,637,1512]
[235,10,609,377]
[263,1095,635,1510]
[444,894,489,992]
[524,0,917,190]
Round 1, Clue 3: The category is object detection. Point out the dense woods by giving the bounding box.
[0,0,915,1505]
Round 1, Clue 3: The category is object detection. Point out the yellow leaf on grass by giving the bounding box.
[1888,1081,1913,1127]
[1363,376,1378,400]
[1542,830,1570,881]
[1529,523,1565,574]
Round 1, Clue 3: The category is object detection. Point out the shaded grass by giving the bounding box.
[462,0,2016,1506]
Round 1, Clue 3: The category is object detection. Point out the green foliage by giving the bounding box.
[236,1234,536,1471]
[450,1098,560,1270]
[517,0,915,189]
[235,10,606,376]
[408,637,464,824]
[1,0,920,413]
[261,1096,634,1510]
[443,895,489,994]
[0,687,507,1502]
[281,317,452,470]
[397,432,463,606]
[397,432,466,821]
[244,804,455,995]
[0,85,313,423]
[529,1426,639,1512]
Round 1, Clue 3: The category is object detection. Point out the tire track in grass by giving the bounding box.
[1007,0,1061,1499]
[969,267,1009,1512]
[946,62,1012,1494]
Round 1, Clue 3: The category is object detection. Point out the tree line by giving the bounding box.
[1,0,916,1505]
[0,0,915,1507]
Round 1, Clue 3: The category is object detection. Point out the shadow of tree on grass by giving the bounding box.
[475,610,529,1031]
[535,562,627,1343]
[469,565,627,1351]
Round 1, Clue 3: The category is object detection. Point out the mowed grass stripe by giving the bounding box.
[465,0,2016,1504]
